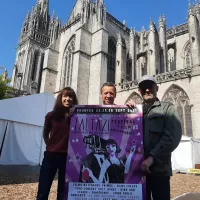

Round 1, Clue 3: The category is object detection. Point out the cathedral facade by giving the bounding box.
[11,0,200,138]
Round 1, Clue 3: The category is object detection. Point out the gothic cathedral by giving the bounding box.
[11,0,200,138]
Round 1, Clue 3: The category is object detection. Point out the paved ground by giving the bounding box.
[0,166,200,199]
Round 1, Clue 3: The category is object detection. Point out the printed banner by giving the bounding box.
[64,105,146,200]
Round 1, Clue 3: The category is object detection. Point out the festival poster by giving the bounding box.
[64,105,146,200]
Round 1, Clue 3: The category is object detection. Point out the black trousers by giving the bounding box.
[146,175,170,200]
[36,151,66,200]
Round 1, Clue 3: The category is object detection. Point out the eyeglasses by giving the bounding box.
[139,81,155,90]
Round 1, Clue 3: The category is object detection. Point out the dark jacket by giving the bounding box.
[143,100,182,176]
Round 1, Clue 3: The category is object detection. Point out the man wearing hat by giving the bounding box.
[138,75,182,200]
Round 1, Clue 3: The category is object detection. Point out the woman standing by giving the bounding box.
[36,87,78,200]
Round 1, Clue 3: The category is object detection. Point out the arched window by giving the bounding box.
[125,92,143,104]
[61,37,75,88]
[107,38,116,83]
[160,49,164,73]
[18,52,24,72]
[126,53,132,81]
[163,85,192,137]
[168,48,176,71]
[37,53,44,93]
[141,56,147,76]
[31,51,39,81]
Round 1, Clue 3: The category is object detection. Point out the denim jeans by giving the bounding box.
[146,175,170,200]
[36,151,67,200]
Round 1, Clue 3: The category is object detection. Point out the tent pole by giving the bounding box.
[38,95,48,165]
[0,121,8,157]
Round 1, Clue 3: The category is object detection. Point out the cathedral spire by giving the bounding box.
[188,0,191,7]
[159,14,167,73]
[95,0,106,28]
[141,26,145,33]
[51,10,56,21]
[37,0,49,20]
[19,10,31,42]
[159,14,166,29]
[133,27,136,34]
[25,10,31,22]
[48,10,61,44]
[130,27,136,38]
[116,33,126,84]
[31,6,35,17]
[188,1,195,18]
[130,27,137,80]
[149,18,156,32]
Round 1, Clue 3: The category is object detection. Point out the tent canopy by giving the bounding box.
[0,93,55,127]
[0,93,55,165]
[172,136,200,172]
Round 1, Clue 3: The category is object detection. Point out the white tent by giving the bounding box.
[172,136,193,172]
[0,93,55,166]
[172,136,200,172]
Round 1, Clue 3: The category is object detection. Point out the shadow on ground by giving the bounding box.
[0,165,58,185]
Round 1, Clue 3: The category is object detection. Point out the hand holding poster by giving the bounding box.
[65,105,146,200]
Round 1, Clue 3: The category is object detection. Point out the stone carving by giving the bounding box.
[155,67,192,83]
[117,80,138,91]
[31,32,50,46]
[31,81,38,94]
[117,66,199,92]
[166,23,188,39]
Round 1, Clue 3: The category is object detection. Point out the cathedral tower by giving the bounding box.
[11,0,60,94]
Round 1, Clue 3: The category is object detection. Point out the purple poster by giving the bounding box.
[65,105,146,200]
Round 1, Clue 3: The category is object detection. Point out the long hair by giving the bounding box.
[106,139,121,154]
[53,87,78,120]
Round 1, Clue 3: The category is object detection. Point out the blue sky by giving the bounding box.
[0,0,189,77]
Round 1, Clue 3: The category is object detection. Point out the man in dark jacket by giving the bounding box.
[138,75,182,200]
